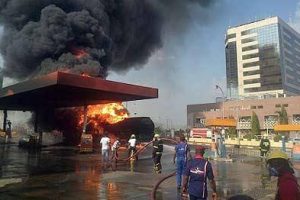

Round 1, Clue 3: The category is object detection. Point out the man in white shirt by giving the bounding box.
[128,134,137,160]
[111,138,120,171]
[100,133,110,167]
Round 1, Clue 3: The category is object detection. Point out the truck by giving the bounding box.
[190,128,212,138]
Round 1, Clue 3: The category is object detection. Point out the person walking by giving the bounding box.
[182,145,217,200]
[100,132,110,168]
[128,134,137,160]
[152,134,163,173]
[173,135,191,190]
[111,137,120,171]
[267,151,300,200]
[260,134,271,161]
[210,138,218,159]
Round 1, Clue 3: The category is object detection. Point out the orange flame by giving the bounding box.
[73,49,88,59]
[80,103,129,126]
[80,72,91,77]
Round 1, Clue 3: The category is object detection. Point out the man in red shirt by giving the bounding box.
[267,151,300,200]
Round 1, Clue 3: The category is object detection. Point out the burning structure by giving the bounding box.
[0,72,158,145]
[0,1,215,145]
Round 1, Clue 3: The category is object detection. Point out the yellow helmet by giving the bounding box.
[267,151,288,161]
[154,134,160,138]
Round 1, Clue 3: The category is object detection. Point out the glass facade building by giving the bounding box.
[225,17,300,99]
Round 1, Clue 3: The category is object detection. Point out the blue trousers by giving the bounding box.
[176,159,186,187]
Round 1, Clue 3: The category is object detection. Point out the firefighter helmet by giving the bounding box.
[154,134,160,138]
[267,151,288,161]
[130,134,136,139]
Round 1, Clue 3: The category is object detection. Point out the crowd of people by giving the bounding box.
[99,132,300,200]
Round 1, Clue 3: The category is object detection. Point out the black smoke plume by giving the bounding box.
[0,0,215,80]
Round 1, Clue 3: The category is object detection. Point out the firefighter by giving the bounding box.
[267,151,300,200]
[111,137,120,171]
[260,134,271,161]
[128,134,137,160]
[152,133,163,173]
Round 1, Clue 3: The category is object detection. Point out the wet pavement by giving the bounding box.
[0,143,300,200]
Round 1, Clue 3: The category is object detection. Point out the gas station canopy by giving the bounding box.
[0,72,158,111]
[273,124,300,132]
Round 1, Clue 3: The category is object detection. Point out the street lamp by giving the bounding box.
[216,85,225,119]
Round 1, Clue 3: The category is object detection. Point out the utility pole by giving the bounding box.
[216,85,225,119]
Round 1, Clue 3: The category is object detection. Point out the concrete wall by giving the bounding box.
[188,137,293,149]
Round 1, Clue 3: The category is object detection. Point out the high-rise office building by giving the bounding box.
[225,16,300,99]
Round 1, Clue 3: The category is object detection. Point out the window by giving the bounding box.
[243,61,260,68]
[241,37,256,44]
[227,33,236,39]
[242,45,258,52]
[243,70,260,76]
[242,53,259,60]
[275,104,281,108]
[258,105,263,109]
[243,79,260,84]
[250,105,256,109]
[283,104,288,107]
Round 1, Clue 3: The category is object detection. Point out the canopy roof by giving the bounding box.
[206,118,237,127]
[274,124,300,132]
[0,72,158,111]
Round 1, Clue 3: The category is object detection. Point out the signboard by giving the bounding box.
[190,128,212,138]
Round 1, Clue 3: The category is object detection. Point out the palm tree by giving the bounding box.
[276,105,288,124]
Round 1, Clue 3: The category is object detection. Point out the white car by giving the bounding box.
[292,138,300,144]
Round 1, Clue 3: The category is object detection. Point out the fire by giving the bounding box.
[72,48,88,59]
[80,72,91,77]
[80,103,129,126]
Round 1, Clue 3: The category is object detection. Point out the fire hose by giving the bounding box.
[109,138,180,200]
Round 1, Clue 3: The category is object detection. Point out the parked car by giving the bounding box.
[18,135,41,148]
[292,138,300,144]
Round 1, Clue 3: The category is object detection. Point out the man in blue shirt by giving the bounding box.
[173,135,191,190]
[182,145,217,200]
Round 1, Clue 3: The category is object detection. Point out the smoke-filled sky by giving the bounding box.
[0,0,300,128]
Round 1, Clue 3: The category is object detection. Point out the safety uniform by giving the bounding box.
[184,155,214,200]
[128,135,137,160]
[175,141,190,188]
[260,138,270,157]
[153,139,163,173]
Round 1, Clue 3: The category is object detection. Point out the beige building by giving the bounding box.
[187,96,300,135]
[226,16,300,99]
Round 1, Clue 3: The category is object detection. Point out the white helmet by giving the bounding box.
[130,134,136,139]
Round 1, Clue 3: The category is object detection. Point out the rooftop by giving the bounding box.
[0,72,158,110]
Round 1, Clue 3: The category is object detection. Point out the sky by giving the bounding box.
[1,0,300,129]
[108,0,300,129]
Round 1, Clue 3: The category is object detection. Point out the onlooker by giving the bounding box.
[173,135,191,189]
[153,134,163,173]
[100,132,110,168]
[260,134,270,161]
[211,138,218,158]
[267,150,300,200]
[182,145,217,200]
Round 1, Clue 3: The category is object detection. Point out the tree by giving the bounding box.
[276,105,288,124]
[226,127,237,138]
[251,111,261,136]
